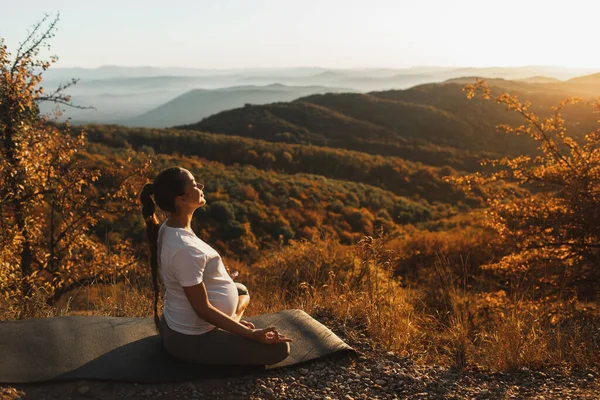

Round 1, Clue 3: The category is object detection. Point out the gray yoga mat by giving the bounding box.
[0,309,354,384]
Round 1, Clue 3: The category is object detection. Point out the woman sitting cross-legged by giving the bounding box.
[140,166,292,365]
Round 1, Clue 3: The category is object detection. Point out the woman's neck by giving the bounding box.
[165,212,194,230]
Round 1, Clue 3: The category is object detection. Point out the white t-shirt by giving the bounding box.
[157,223,238,335]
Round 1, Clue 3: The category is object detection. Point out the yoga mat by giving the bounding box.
[0,309,354,383]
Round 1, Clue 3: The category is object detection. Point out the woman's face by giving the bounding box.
[178,169,205,210]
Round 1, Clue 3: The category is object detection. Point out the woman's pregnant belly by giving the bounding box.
[205,278,239,317]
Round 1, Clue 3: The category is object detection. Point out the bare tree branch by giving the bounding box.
[37,96,96,110]
[37,78,96,110]
[11,14,59,73]
[12,14,51,69]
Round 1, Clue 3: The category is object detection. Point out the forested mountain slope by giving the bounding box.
[178,79,599,166]
[84,124,480,206]
[83,142,444,261]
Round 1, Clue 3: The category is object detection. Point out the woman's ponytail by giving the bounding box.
[140,167,186,333]
[140,183,161,332]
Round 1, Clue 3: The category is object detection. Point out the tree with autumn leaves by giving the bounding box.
[0,15,150,316]
[454,80,600,298]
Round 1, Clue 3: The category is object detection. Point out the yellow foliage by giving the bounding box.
[453,80,600,297]
[0,16,151,314]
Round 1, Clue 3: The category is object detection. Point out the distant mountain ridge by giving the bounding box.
[123,84,353,128]
[45,65,597,82]
[40,66,600,126]
[517,76,562,84]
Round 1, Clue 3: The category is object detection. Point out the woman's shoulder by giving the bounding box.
[162,225,219,256]
[160,225,199,249]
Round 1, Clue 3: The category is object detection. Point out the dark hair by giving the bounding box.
[140,166,188,331]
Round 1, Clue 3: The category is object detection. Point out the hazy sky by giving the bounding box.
[1,0,598,69]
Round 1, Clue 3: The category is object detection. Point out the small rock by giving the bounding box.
[299,368,309,376]
[375,379,386,385]
[77,386,90,395]
[397,372,413,381]
[264,387,274,396]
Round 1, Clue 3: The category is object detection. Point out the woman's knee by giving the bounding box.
[236,282,249,296]
[237,294,250,311]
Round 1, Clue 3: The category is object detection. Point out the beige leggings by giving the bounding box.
[160,314,290,366]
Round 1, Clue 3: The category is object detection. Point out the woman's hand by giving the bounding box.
[251,326,293,344]
[240,320,255,329]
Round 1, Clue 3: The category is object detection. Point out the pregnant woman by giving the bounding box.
[140,166,291,365]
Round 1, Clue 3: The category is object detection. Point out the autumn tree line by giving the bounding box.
[82,124,481,206]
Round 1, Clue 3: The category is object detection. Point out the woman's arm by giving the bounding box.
[182,282,291,344]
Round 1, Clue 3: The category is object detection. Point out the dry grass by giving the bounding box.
[477,301,600,371]
[244,235,427,359]
[3,235,598,372]
[1,267,162,320]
